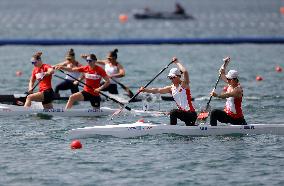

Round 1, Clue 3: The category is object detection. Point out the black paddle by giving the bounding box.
[129,60,175,103]
[111,59,175,117]
[13,75,47,106]
[58,69,131,111]
[110,78,134,98]
[197,57,231,122]
[54,74,84,88]
[25,77,44,94]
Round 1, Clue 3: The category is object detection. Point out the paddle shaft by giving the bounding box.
[58,69,131,110]
[110,60,174,119]
[110,77,134,98]
[54,74,83,88]
[204,59,230,111]
[128,60,174,103]
[205,74,221,110]
[26,74,47,94]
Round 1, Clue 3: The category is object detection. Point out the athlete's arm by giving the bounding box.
[139,86,172,94]
[212,87,242,99]
[96,76,110,92]
[28,76,36,93]
[173,57,190,85]
[112,62,125,78]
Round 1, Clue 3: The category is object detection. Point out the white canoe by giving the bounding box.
[0,103,166,117]
[69,121,284,138]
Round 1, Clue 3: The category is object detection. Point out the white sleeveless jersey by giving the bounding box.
[171,84,195,112]
[105,63,119,84]
[65,63,81,80]
[224,85,243,118]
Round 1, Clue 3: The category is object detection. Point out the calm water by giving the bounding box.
[0,0,284,186]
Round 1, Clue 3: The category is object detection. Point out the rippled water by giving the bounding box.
[0,0,284,186]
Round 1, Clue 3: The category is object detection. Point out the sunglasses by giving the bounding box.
[168,76,176,80]
[31,61,38,65]
[86,59,94,63]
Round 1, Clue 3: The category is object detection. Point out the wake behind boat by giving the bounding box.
[69,121,284,138]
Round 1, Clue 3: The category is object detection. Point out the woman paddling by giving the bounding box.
[210,62,247,126]
[54,49,82,97]
[94,49,125,94]
[55,54,110,109]
[24,52,55,109]
[139,57,197,126]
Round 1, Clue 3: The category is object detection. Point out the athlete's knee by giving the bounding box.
[210,109,219,116]
[68,94,77,102]
[26,94,33,101]
[210,109,219,126]
[170,109,179,116]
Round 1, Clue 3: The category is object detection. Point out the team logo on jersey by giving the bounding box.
[85,73,101,80]
[35,72,45,80]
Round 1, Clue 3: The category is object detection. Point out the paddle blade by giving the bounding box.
[197,111,209,120]
[110,107,124,120]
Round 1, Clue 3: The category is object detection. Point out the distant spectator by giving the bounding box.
[174,3,185,15]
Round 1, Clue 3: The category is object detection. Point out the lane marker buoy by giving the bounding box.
[256,76,263,81]
[119,14,128,23]
[70,140,82,149]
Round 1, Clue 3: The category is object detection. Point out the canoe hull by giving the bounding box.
[69,122,284,139]
[0,103,166,117]
[0,104,116,117]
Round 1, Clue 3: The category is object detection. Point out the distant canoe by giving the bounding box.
[133,11,194,20]
[0,93,132,106]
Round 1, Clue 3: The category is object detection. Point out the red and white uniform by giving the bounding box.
[171,85,195,112]
[77,65,107,96]
[224,85,244,118]
[32,64,52,92]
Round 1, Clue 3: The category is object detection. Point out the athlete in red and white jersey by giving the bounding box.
[55,54,110,109]
[210,58,247,126]
[139,57,197,126]
[24,52,55,109]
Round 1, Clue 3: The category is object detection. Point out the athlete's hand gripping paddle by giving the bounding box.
[57,69,131,111]
[110,59,176,119]
[197,57,231,122]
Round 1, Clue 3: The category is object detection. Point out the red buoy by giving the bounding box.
[70,140,82,149]
[256,76,263,81]
[275,66,282,72]
[280,7,284,14]
[16,71,23,76]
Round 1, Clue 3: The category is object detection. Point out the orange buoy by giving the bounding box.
[16,70,22,76]
[280,7,284,14]
[119,14,128,23]
[275,66,282,72]
[70,140,82,149]
[256,76,263,81]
